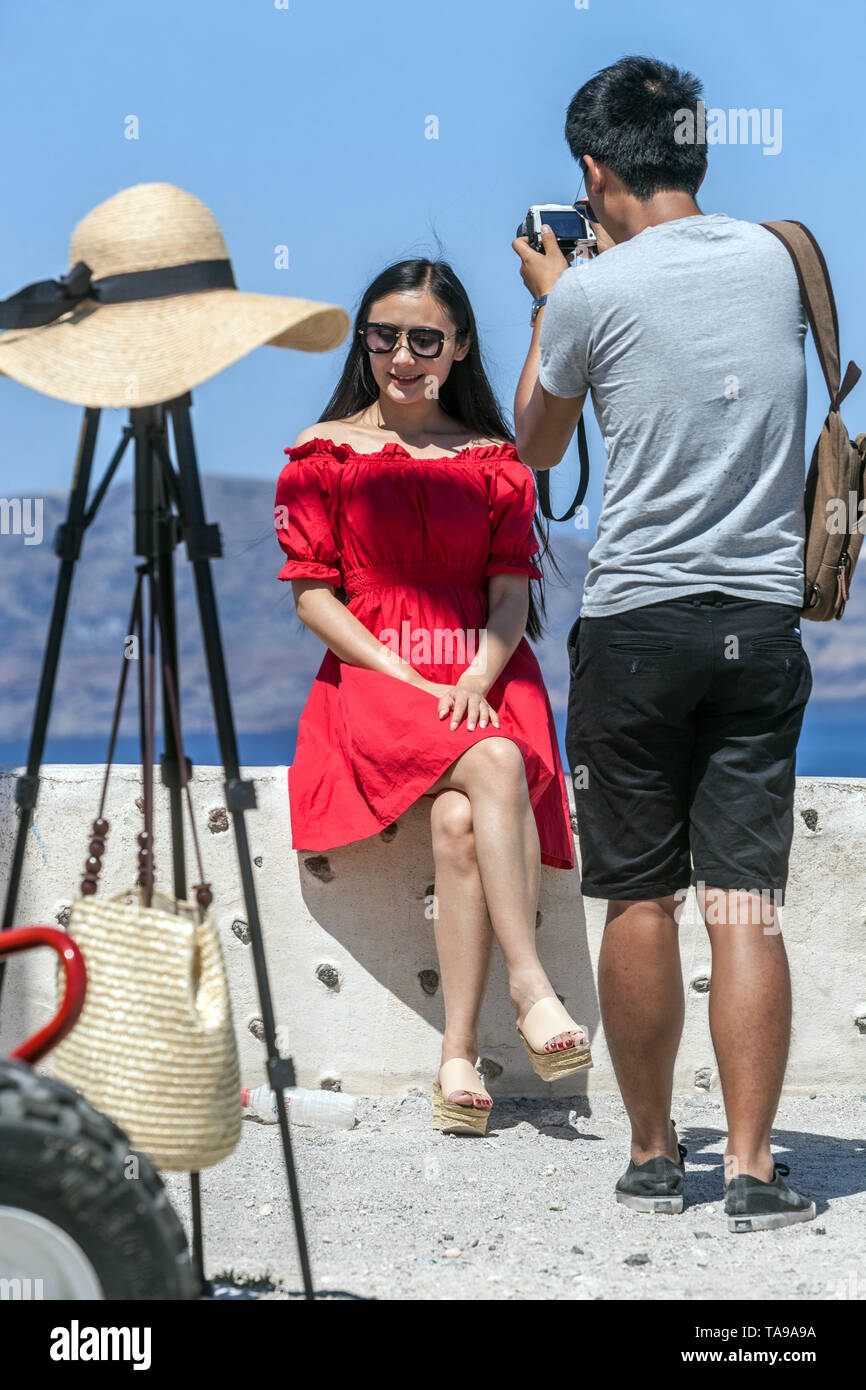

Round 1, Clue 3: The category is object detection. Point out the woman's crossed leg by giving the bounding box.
[427,737,588,1108]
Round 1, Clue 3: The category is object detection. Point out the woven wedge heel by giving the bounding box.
[432,1059,493,1136]
[516,996,593,1081]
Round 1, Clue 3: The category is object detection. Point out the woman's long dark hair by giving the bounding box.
[317,258,564,642]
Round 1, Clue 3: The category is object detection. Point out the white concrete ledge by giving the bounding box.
[1,766,864,1097]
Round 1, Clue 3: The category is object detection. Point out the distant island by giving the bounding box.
[0,477,863,750]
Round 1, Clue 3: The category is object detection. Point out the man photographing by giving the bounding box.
[513,55,816,1231]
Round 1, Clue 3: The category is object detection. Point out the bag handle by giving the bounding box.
[1,926,87,1063]
[78,572,145,900]
[534,415,590,522]
[79,563,212,913]
[761,220,861,411]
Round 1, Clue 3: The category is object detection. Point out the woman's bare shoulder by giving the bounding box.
[291,419,371,450]
[290,421,513,452]
[292,424,335,449]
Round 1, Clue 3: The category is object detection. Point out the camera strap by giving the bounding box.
[534,415,590,522]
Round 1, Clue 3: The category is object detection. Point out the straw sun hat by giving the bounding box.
[0,182,349,407]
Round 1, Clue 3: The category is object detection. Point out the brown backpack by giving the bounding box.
[762,220,865,620]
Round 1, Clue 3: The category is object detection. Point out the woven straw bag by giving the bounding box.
[51,888,241,1171]
[50,566,242,1171]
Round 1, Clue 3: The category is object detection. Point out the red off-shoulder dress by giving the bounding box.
[275,437,575,870]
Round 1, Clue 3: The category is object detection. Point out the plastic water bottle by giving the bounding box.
[241,1083,357,1130]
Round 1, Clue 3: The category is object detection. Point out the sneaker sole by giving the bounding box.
[727,1201,817,1233]
[615,1191,684,1215]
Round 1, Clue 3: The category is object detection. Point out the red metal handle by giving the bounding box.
[0,927,87,1064]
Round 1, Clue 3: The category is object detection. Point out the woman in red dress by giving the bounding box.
[274,258,591,1135]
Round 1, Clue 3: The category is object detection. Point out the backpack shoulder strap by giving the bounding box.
[761,220,860,410]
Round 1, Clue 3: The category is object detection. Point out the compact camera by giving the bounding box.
[515,200,597,255]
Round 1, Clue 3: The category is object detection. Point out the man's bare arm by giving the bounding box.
[511,224,587,471]
[515,371,586,473]
[512,216,618,471]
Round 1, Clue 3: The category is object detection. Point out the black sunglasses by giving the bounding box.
[357,322,457,359]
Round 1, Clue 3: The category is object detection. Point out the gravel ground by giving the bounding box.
[163,1091,866,1302]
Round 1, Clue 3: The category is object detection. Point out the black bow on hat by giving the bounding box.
[0,258,237,330]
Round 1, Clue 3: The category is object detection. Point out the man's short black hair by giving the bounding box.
[565,55,707,200]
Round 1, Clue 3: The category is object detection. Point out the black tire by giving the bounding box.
[0,1058,198,1300]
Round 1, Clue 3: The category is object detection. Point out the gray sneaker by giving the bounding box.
[724,1161,817,1233]
[615,1126,687,1215]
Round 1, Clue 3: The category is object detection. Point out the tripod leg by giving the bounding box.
[155,471,210,1293]
[168,397,315,1301]
[0,410,101,1002]
[135,408,189,896]
[134,409,210,1294]
[189,1172,208,1294]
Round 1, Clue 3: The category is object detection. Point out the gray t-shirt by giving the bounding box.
[538,212,808,617]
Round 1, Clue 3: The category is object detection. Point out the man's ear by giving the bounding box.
[582,155,604,196]
[696,159,708,193]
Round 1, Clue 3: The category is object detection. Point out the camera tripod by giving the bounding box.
[0,395,314,1299]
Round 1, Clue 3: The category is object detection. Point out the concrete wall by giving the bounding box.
[1,765,864,1099]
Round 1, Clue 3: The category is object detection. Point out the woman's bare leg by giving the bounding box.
[429,789,494,1109]
[426,737,586,1049]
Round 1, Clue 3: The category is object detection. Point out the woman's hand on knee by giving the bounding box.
[424,679,500,732]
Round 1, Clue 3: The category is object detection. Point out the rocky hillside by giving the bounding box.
[0,476,862,742]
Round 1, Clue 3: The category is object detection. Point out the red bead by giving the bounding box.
[85,856,101,875]
[138,848,153,866]
[93,818,109,836]
[195,884,213,907]
[89,840,105,857]
[81,878,98,895]
[137,831,151,847]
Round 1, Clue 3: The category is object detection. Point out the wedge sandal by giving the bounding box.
[432,1059,493,1136]
[516,996,593,1081]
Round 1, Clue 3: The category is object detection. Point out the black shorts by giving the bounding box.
[564,590,813,904]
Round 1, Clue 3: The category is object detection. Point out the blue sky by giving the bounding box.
[1,0,863,528]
